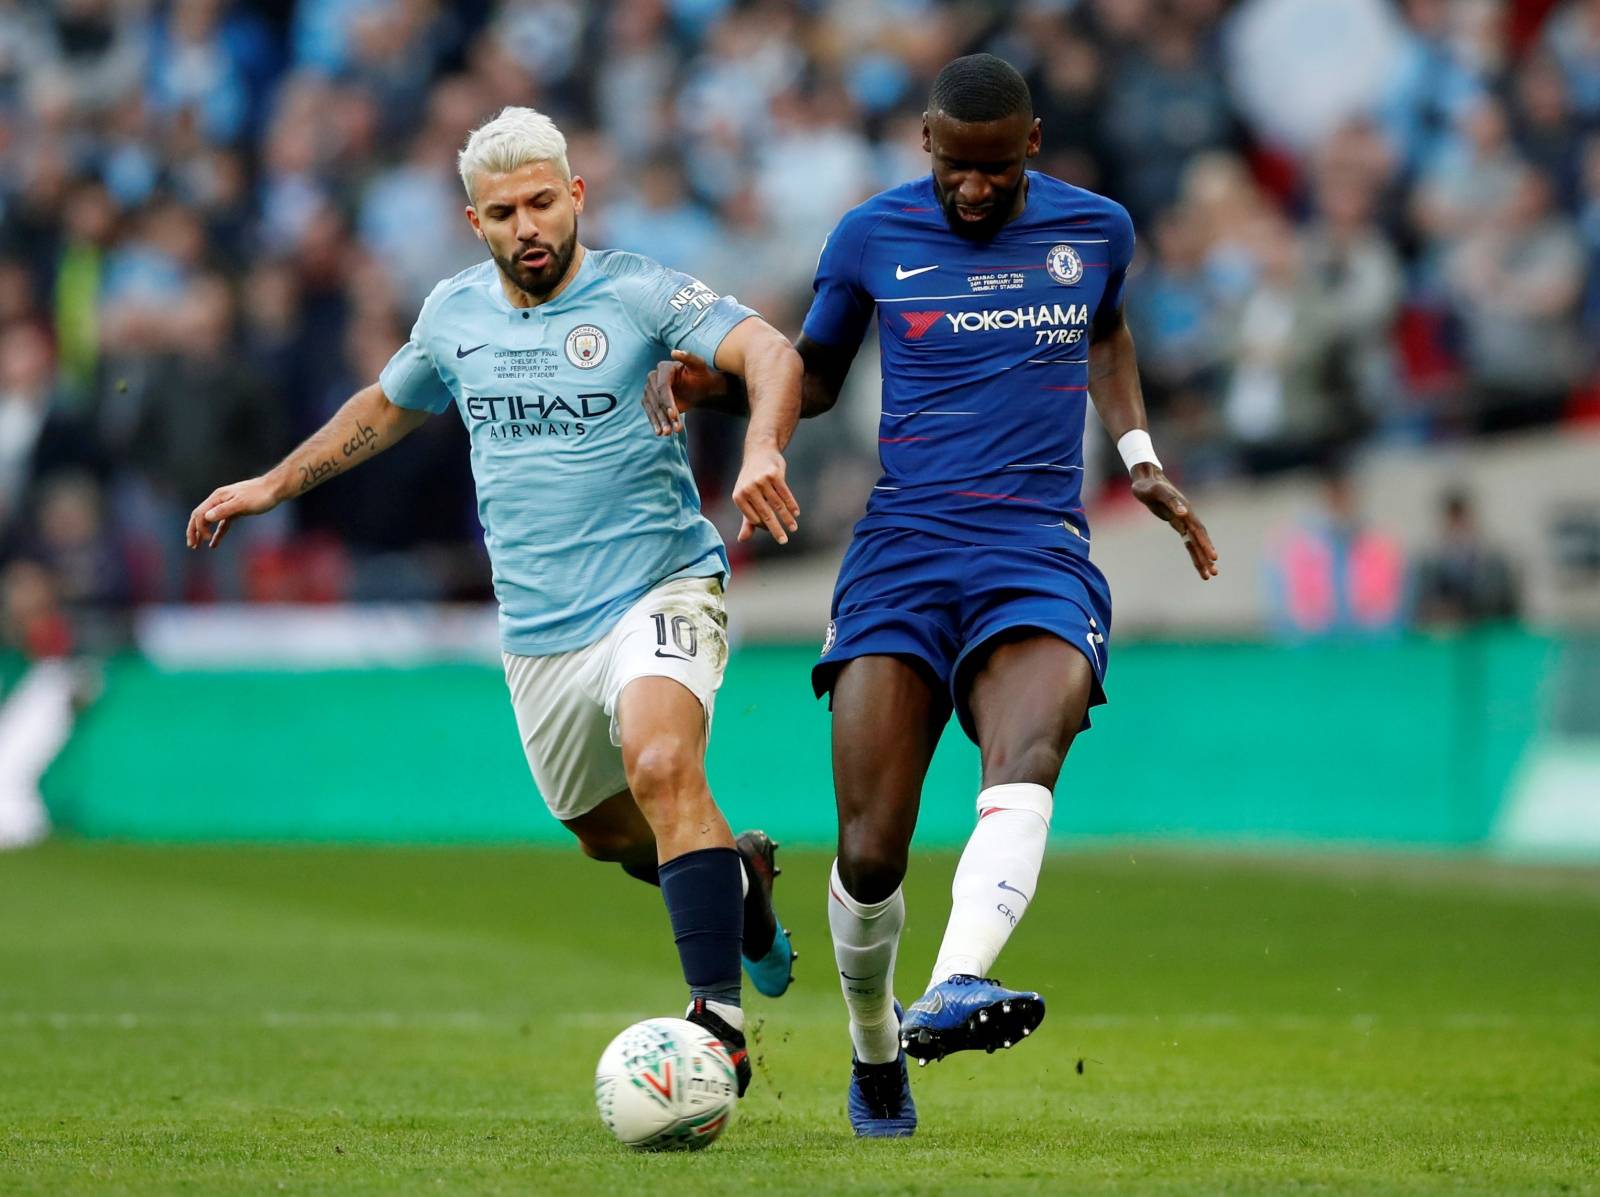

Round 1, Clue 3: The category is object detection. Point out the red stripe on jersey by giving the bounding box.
[951,490,1053,507]
[900,311,946,340]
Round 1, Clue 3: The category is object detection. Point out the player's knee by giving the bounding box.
[623,735,706,810]
[836,830,908,904]
[982,734,1069,790]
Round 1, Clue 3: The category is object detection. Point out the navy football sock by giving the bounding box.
[658,846,744,1009]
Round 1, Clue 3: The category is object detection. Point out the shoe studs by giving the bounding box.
[1022,1025,1031,1036]
[1002,1002,1012,1014]
[978,1010,989,1024]
[1003,1039,1012,1048]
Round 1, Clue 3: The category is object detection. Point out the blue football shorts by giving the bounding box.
[812,526,1113,741]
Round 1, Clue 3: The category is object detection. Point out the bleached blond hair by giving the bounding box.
[457,106,571,202]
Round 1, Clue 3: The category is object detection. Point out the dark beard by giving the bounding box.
[493,225,578,300]
[933,175,1024,242]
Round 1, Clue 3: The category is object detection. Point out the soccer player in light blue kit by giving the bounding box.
[185,108,802,1097]
[647,55,1220,1135]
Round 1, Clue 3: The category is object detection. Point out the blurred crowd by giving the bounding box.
[0,0,1593,655]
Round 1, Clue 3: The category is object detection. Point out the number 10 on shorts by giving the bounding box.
[653,612,698,658]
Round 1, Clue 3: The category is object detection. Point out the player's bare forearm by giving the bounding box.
[1086,314,1147,443]
[185,383,429,549]
[713,316,804,543]
[1088,312,1219,580]
[266,384,426,499]
[728,336,802,454]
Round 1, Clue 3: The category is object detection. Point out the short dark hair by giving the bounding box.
[929,53,1032,123]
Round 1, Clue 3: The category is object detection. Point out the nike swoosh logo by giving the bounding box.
[895,264,938,280]
[997,880,1031,902]
[456,343,488,358]
[840,971,872,981]
[654,650,691,661]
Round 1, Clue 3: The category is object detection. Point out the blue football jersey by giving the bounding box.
[380,250,753,654]
[802,171,1135,553]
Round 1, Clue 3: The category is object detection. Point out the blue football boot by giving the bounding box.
[899,975,1045,1064]
[736,830,796,998]
[848,1001,916,1138]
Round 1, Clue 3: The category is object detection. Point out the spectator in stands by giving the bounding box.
[1296,135,1404,439]
[1414,489,1521,627]
[599,154,721,275]
[1574,134,1600,341]
[1542,0,1600,123]
[1102,17,1236,221]
[1447,166,1586,431]
[1263,458,1408,641]
[1511,52,1583,206]
[1379,0,1487,180]
[1411,98,1526,278]
[0,324,94,548]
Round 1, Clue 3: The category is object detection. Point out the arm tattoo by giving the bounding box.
[341,418,380,459]
[298,458,341,492]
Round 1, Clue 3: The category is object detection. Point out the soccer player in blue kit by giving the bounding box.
[644,55,1219,1135]
[184,107,805,1097]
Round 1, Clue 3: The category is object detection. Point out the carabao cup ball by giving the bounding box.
[594,1017,739,1151]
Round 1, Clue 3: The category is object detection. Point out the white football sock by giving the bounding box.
[929,783,1051,986]
[828,859,905,1064]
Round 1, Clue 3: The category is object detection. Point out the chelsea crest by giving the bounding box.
[1045,244,1083,286]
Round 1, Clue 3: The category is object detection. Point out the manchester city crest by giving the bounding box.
[565,324,608,368]
[1045,244,1084,286]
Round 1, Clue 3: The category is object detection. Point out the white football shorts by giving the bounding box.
[502,574,728,822]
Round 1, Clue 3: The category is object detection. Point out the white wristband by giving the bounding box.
[1116,429,1161,474]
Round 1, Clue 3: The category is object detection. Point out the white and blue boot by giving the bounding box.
[899,975,1045,1064]
[848,1001,916,1138]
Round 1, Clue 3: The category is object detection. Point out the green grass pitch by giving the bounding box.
[1,841,1596,1195]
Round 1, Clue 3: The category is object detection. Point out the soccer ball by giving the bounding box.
[594,1017,739,1151]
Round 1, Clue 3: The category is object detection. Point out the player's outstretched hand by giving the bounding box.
[733,444,800,546]
[185,477,281,550]
[1131,466,1218,581]
[642,350,719,436]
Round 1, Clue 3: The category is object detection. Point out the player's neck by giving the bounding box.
[1004,172,1031,226]
[500,243,587,309]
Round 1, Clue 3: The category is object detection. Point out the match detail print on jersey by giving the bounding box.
[378,251,754,654]
[800,170,1135,554]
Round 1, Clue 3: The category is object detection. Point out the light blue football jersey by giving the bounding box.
[379,249,754,655]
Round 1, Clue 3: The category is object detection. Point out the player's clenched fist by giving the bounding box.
[732,443,800,545]
[185,476,281,550]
